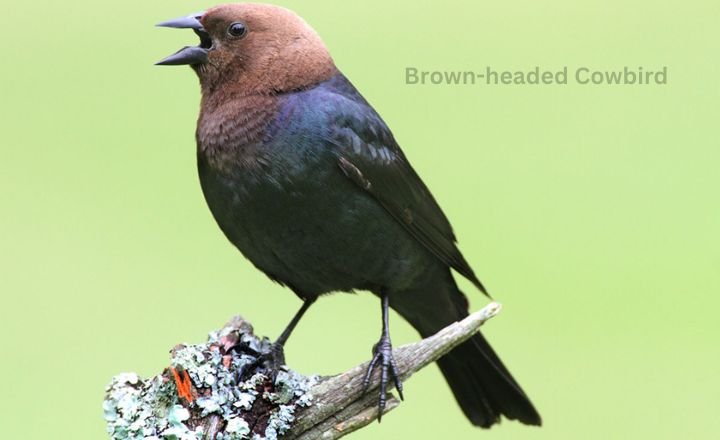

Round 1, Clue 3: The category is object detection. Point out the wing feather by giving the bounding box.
[325,100,488,295]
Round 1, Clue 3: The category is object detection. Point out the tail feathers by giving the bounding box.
[437,332,542,428]
[388,267,541,428]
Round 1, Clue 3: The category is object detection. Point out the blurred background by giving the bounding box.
[2,0,718,438]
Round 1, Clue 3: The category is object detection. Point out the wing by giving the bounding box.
[320,83,488,295]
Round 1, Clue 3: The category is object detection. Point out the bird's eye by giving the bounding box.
[227,22,248,38]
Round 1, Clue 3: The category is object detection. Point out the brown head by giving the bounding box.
[156,3,337,98]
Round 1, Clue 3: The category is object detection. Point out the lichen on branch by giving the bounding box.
[104,317,316,440]
[104,302,502,440]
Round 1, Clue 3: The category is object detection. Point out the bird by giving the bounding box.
[156,3,541,428]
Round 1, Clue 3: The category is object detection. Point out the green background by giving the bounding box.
[2,0,718,438]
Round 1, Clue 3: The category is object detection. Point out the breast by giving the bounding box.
[195,88,434,297]
[198,140,431,298]
[196,93,280,174]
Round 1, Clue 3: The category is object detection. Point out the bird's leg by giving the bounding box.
[227,298,315,382]
[266,297,316,374]
[362,290,404,422]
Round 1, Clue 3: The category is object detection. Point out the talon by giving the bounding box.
[225,341,259,357]
[362,352,381,394]
[230,342,286,384]
[257,342,286,383]
[390,357,404,400]
[362,335,403,423]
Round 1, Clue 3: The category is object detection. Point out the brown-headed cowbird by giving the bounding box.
[156,3,541,428]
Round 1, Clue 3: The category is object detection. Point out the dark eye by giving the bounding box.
[227,22,248,38]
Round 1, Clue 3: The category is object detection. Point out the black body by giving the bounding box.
[196,73,541,427]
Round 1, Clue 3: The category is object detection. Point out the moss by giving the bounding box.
[104,317,317,440]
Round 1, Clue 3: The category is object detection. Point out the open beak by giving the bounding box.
[155,12,211,66]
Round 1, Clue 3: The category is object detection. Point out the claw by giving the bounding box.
[225,340,260,357]
[362,335,403,422]
[228,341,285,384]
[390,356,404,401]
[362,352,382,393]
[258,342,286,382]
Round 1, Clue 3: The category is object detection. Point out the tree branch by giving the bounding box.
[104,302,502,440]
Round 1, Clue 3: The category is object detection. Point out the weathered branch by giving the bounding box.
[104,302,502,440]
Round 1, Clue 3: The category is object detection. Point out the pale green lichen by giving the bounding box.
[104,318,317,440]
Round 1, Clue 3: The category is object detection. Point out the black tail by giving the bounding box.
[436,332,541,427]
[389,271,541,428]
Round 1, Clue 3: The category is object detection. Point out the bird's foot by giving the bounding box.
[226,341,286,383]
[242,342,286,386]
[260,342,286,378]
[362,335,404,422]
